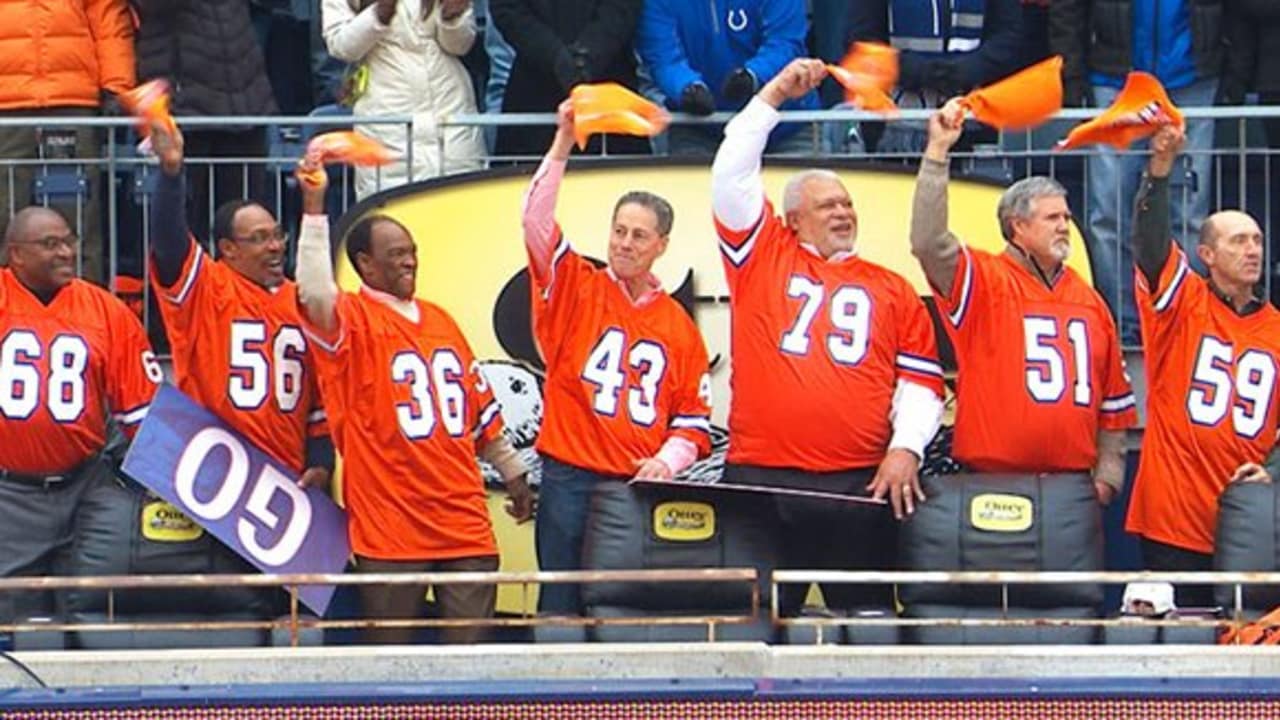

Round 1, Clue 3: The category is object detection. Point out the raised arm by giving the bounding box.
[295,165,340,334]
[521,99,574,284]
[147,121,193,289]
[1133,125,1186,289]
[321,0,390,64]
[435,1,477,58]
[911,98,966,297]
[711,58,825,230]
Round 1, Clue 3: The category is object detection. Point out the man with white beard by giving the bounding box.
[909,98,1136,503]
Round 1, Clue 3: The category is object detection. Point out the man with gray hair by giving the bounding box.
[712,58,945,617]
[521,98,714,616]
[911,98,1136,502]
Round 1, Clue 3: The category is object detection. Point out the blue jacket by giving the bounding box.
[1049,0,1222,102]
[1089,0,1196,90]
[636,0,818,111]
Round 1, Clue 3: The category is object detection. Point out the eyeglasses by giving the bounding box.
[232,226,288,245]
[12,233,80,251]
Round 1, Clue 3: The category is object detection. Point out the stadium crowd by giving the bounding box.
[2,0,1280,644]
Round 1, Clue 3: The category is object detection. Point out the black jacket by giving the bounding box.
[132,0,278,117]
[490,0,648,156]
[846,0,1026,97]
[1049,0,1225,106]
[1223,0,1280,100]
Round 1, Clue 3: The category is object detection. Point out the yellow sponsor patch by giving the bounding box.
[141,501,204,542]
[653,501,716,542]
[970,493,1033,533]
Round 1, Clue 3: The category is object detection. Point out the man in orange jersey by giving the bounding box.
[1125,124,1276,608]
[712,59,946,616]
[146,121,334,487]
[911,99,1137,499]
[0,206,160,623]
[523,99,714,616]
[293,164,534,644]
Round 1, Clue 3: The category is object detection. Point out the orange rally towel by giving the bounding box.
[1056,72,1184,150]
[297,131,396,186]
[120,79,178,138]
[826,42,899,114]
[960,56,1063,130]
[569,83,670,150]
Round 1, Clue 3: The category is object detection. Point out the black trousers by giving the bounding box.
[1140,537,1216,609]
[722,463,897,616]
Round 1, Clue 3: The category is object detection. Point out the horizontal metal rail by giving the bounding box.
[0,568,757,590]
[5,569,1280,644]
[769,570,1280,643]
[0,569,760,645]
[2,106,1280,130]
[770,570,1280,584]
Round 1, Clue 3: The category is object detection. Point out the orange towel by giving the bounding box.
[960,56,1063,130]
[1056,72,1184,150]
[569,83,670,150]
[826,42,899,114]
[297,131,395,187]
[120,79,178,138]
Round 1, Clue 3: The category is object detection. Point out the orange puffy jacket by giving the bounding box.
[0,0,136,110]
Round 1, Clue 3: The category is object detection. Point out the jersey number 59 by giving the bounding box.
[1186,337,1277,439]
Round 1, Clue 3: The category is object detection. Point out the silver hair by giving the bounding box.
[782,169,844,215]
[613,191,674,236]
[997,176,1068,241]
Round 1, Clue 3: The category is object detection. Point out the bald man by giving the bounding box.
[0,206,159,623]
[1125,125,1280,608]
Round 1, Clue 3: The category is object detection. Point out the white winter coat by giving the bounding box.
[323,0,485,198]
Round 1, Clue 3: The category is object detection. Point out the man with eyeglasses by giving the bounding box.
[0,205,161,625]
[147,121,335,490]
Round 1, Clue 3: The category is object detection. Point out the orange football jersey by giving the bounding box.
[153,241,327,473]
[304,289,502,561]
[0,269,159,473]
[1127,247,1280,554]
[532,231,712,476]
[932,246,1137,472]
[715,202,945,471]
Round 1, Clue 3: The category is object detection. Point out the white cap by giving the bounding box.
[1121,582,1176,616]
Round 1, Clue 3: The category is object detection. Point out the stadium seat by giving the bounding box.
[780,605,899,646]
[63,473,284,649]
[1214,480,1280,614]
[31,168,88,206]
[10,616,67,651]
[570,482,778,643]
[1101,619,1217,645]
[898,472,1104,644]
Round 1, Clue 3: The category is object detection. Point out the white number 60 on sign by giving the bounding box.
[173,427,312,567]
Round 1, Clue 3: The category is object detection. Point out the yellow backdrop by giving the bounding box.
[331,161,1091,613]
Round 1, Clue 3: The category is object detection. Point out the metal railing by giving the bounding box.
[0,568,760,646]
[771,569,1280,644]
[7,568,1280,647]
[2,106,1276,347]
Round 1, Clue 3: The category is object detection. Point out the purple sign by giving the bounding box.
[122,384,350,615]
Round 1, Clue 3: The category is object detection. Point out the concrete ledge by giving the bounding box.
[10,644,1280,689]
